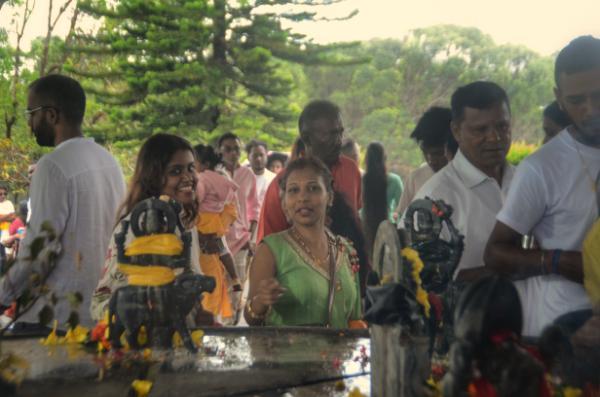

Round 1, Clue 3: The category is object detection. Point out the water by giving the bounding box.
[3,327,371,396]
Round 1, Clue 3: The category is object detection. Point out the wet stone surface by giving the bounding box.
[4,327,371,396]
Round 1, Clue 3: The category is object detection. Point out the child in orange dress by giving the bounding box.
[194,144,241,322]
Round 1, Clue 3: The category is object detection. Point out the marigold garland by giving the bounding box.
[401,247,431,318]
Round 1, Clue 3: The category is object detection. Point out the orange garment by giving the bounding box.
[196,203,237,319]
[257,155,362,242]
[199,253,234,319]
[196,203,237,237]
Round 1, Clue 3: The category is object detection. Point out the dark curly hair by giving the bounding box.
[118,134,198,227]
[194,144,222,170]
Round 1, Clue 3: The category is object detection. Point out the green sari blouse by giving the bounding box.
[263,229,362,328]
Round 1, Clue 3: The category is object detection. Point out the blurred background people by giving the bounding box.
[361,142,403,257]
[542,100,571,144]
[246,140,275,208]
[341,137,363,173]
[0,184,15,266]
[394,106,455,219]
[194,143,241,324]
[267,151,288,174]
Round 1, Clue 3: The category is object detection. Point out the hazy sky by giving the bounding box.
[286,0,600,55]
[2,0,600,55]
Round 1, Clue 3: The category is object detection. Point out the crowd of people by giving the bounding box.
[0,35,598,368]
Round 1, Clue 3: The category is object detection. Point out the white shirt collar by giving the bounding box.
[451,149,512,189]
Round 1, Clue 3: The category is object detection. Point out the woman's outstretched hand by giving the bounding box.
[252,277,286,313]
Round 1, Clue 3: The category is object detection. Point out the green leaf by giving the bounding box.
[66,292,84,309]
[28,237,46,261]
[40,221,57,240]
[67,311,80,329]
[38,305,54,327]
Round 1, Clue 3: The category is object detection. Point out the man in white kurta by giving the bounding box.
[0,75,125,328]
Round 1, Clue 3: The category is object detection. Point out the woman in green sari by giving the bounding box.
[244,157,362,327]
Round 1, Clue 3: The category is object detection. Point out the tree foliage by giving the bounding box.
[1,2,558,191]
[68,0,360,147]
[303,25,555,173]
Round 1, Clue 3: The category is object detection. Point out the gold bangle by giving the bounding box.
[246,296,269,320]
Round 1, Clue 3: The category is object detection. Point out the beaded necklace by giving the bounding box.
[290,227,334,269]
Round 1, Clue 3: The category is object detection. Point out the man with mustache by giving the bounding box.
[485,36,600,337]
[257,100,362,241]
[404,81,514,282]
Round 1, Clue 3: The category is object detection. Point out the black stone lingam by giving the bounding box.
[443,276,547,397]
[108,196,215,353]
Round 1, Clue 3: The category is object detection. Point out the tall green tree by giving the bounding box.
[69,0,359,146]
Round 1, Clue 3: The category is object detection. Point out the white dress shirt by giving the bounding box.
[0,137,126,327]
[404,150,514,276]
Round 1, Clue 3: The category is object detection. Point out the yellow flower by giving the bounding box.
[347,387,367,397]
[0,353,30,386]
[191,330,204,347]
[172,332,183,348]
[40,320,60,345]
[426,376,442,397]
[63,325,89,344]
[137,326,148,346]
[131,379,153,397]
[173,330,204,348]
[401,247,430,317]
[142,348,152,360]
[563,387,583,397]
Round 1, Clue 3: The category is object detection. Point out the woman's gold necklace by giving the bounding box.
[291,227,332,268]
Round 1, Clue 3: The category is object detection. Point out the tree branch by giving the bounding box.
[48,1,79,74]
[40,0,76,76]
[5,0,35,139]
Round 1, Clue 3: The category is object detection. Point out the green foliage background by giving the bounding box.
[1,2,554,193]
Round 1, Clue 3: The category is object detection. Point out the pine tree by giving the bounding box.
[68,0,360,146]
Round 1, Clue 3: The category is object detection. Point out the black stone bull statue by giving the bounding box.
[108,196,215,353]
[108,271,215,353]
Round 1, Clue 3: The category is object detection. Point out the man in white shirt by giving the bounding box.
[245,140,275,209]
[0,75,126,329]
[485,36,600,337]
[394,107,456,218]
[404,81,514,283]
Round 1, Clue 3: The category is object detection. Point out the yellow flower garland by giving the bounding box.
[401,247,431,318]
